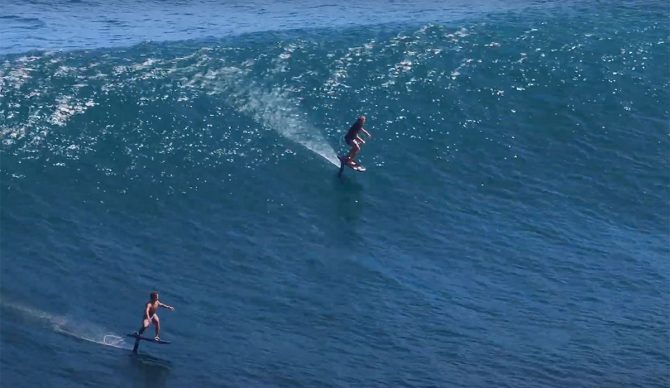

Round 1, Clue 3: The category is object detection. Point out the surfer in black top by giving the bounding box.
[344,115,371,164]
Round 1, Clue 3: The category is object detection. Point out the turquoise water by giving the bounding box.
[1,1,669,387]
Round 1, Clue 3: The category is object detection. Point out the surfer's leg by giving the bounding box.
[346,141,361,161]
[344,138,353,160]
[153,315,161,339]
[137,318,150,335]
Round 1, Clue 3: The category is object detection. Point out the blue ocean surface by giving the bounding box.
[1,1,669,387]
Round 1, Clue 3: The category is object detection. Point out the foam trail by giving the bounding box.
[1,300,132,350]
[197,66,340,166]
[238,86,340,166]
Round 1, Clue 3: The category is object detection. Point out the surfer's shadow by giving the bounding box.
[126,353,173,388]
[332,175,365,226]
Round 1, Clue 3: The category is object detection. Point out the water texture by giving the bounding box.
[1,1,669,387]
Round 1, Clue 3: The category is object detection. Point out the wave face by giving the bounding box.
[0,0,539,54]
[1,1,669,387]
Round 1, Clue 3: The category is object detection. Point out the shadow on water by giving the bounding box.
[125,352,173,388]
[332,172,365,227]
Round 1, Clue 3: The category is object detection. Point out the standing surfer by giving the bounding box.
[343,115,371,165]
[135,291,175,341]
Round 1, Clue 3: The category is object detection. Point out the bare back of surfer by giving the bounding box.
[344,115,371,165]
[135,291,174,341]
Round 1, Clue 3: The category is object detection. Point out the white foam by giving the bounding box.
[49,96,97,127]
[324,39,376,95]
[1,300,132,350]
[5,65,32,90]
[236,86,340,166]
[450,58,473,80]
[194,65,340,166]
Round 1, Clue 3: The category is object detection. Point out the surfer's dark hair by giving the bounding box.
[150,291,158,300]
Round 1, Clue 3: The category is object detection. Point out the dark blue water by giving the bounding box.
[1,1,669,387]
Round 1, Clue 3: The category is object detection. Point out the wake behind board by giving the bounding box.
[338,155,366,172]
[127,333,171,344]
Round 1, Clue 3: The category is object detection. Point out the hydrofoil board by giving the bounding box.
[127,333,171,344]
[338,155,366,172]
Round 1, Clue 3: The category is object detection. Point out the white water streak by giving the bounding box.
[1,300,132,350]
[205,66,340,166]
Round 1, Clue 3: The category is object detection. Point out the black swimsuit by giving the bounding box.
[344,121,362,145]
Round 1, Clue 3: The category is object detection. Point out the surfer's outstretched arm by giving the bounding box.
[159,302,175,311]
[361,128,371,138]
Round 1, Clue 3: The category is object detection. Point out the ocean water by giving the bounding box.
[1,1,669,387]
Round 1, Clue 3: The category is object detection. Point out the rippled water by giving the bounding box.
[1,1,669,387]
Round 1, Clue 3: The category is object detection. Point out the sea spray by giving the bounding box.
[186,63,340,166]
[1,300,132,350]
